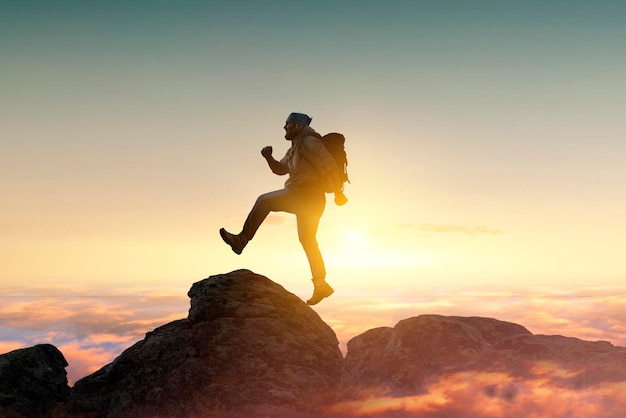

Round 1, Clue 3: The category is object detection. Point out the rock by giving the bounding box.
[6,273,626,417]
[58,269,343,417]
[0,344,69,418]
[490,333,626,386]
[338,315,532,399]
[335,314,626,417]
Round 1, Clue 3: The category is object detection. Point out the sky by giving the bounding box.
[2,0,626,397]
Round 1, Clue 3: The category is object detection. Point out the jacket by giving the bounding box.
[274,126,338,190]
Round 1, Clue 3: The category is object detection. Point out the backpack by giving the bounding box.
[304,132,350,192]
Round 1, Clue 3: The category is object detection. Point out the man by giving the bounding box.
[219,112,347,305]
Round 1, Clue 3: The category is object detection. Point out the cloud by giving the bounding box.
[330,370,626,417]
[57,341,122,383]
[0,341,24,355]
[0,285,189,385]
[317,286,626,355]
[365,222,504,243]
[396,223,504,238]
[264,214,289,225]
[3,283,626,389]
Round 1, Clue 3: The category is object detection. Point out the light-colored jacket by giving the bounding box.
[273,126,337,190]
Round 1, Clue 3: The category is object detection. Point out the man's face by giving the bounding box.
[284,121,304,140]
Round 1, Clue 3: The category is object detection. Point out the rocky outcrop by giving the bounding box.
[338,315,533,398]
[0,344,69,418]
[335,314,626,417]
[58,269,343,418]
[3,272,626,417]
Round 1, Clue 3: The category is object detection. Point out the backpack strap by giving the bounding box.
[298,135,334,193]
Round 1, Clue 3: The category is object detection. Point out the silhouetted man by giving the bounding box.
[220,112,347,305]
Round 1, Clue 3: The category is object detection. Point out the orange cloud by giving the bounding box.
[318,287,626,350]
[395,223,504,237]
[0,341,24,354]
[57,341,123,384]
[3,283,626,391]
[330,370,626,417]
[0,285,189,385]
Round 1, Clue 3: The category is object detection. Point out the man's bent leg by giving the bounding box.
[241,189,301,240]
[239,195,270,242]
[221,189,302,254]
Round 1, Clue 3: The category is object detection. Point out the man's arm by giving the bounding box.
[261,146,289,175]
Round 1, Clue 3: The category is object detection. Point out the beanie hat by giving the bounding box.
[286,112,312,126]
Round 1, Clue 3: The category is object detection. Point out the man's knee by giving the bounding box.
[253,195,270,212]
[255,189,288,213]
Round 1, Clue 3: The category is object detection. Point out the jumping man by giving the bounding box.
[219,112,347,305]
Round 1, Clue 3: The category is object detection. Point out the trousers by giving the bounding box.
[241,185,327,280]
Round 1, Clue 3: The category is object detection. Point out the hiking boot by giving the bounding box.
[219,228,248,255]
[307,279,334,305]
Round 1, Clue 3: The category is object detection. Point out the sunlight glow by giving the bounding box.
[342,227,369,250]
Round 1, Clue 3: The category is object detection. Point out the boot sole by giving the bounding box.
[307,285,334,305]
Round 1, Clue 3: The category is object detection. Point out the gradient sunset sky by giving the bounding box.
[2,0,626,386]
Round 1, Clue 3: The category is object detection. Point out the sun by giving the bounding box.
[342,227,370,250]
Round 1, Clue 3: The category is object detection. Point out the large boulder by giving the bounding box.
[59,269,343,417]
[0,344,69,418]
